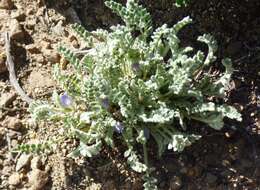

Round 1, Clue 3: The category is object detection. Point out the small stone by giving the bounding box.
[0,51,7,74]
[26,8,34,15]
[0,127,5,141]
[16,153,32,171]
[39,41,51,49]
[9,19,24,41]
[169,175,182,190]
[29,169,49,190]
[0,92,17,107]
[41,49,60,64]
[2,117,23,131]
[11,139,18,147]
[31,156,42,170]
[11,10,26,21]
[0,0,14,10]
[8,172,20,186]
[85,183,102,190]
[26,44,41,54]
[52,20,65,35]
[26,18,37,30]
[2,166,12,175]
[34,54,46,65]
[27,70,55,90]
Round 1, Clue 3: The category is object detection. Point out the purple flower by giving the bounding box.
[114,122,124,134]
[101,97,110,109]
[143,127,150,140]
[60,93,73,107]
[131,63,141,72]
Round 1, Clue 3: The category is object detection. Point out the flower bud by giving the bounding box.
[131,63,141,72]
[60,93,73,107]
[101,97,110,109]
[114,122,124,134]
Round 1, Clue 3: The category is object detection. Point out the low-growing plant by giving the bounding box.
[28,0,241,189]
[175,0,190,7]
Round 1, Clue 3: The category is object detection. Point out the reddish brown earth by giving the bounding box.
[0,0,259,189]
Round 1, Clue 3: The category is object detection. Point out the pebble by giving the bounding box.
[28,169,49,190]
[26,18,37,30]
[10,10,26,21]
[0,127,6,140]
[169,175,182,190]
[16,153,32,171]
[0,92,17,107]
[31,156,42,170]
[39,41,51,49]
[9,19,25,41]
[41,48,60,64]
[0,0,14,10]
[8,172,20,186]
[2,117,23,131]
[26,44,41,54]
[0,51,7,74]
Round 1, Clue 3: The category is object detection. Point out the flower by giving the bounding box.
[60,93,73,107]
[114,122,124,134]
[101,97,110,109]
[131,63,141,72]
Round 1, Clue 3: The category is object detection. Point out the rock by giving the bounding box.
[26,18,37,30]
[41,49,60,64]
[9,19,24,41]
[16,153,32,171]
[8,172,20,186]
[0,0,14,10]
[25,44,41,54]
[51,20,65,35]
[39,41,51,50]
[28,169,49,190]
[11,139,18,147]
[169,175,182,190]
[2,117,23,131]
[27,70,55,90]
[31,156,42,170]
[0,127,6,141]
[10,10,26,21]
[0,92,17,107]
[0,51,7,74]
[2,166,12,176]
[85,183,102,190]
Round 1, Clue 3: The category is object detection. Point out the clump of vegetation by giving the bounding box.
[28,0,241,189]
[175,0,190,7]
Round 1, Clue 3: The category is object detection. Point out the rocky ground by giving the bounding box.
[0,0,259,189]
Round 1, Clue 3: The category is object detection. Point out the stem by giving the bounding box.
[143,143,149,168]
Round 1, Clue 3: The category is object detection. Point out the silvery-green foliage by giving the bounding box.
[175,0,190,7]
[28,0,241,189]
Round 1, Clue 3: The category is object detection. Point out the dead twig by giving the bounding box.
[4,32,33,104]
